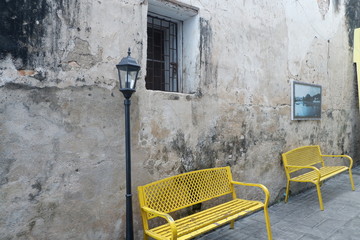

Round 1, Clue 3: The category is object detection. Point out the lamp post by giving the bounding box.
[116,48,141,240]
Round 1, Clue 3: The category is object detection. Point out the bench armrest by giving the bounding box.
[141,206,177,239]
[321,154,353,168]
[231,181,270,206]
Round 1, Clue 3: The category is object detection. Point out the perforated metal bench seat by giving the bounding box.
[146,199,264,240]
[282,145,355,210]
[138,167,272,240]
[291,166,348,182]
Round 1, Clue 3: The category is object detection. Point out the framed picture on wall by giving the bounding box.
[291,81,322,120]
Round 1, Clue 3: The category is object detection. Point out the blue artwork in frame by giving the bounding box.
[291,81,322,120]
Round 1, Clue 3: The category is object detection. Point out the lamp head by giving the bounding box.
[116,48,141,98]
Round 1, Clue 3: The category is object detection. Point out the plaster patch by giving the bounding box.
[317,0,330,18]
[63,38,102,70]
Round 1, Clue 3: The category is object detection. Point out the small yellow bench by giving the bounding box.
[138,166,272,240]
[282,145,355,210]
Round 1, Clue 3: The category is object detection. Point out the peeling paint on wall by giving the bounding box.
[62,38,102,70]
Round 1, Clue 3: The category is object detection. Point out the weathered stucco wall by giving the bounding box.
[1,0,360,239]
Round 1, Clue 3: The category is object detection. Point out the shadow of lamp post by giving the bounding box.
[116,48,141,240]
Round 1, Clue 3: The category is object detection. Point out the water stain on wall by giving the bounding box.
[332,0,341,13]
[345,0,360,47]
[199,18,215,87]
[0,0,80,70]
[0,158,16,186]
[170,127,246,173]
[0,0,48,69]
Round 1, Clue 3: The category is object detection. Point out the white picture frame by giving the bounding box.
[291,81,322,120]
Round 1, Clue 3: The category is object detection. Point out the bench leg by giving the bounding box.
[349,169,355,191]
[230,220,235,229]
[315,182,324,211]
[285,180,290,203]
[263,206,273,240]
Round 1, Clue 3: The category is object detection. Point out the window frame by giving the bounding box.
[147,0,199,94]
[147,13,183,92]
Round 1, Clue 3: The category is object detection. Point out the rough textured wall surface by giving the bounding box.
[0,85,124,240]
[1,0,360,239]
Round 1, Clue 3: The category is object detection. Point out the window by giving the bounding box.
[146,15,179,91]
[147,0,199,93]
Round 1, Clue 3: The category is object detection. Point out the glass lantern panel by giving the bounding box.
[119,67,139,89]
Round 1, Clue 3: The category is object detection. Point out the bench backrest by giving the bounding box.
[138,167,234,219]
[282,145,324,173]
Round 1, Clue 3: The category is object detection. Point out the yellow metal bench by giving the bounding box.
[282,145,355,210]
[138,166,272,240]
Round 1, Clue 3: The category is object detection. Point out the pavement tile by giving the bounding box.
[328,228,360,240]
[298,233,325,240]
[313,218,347,235]
[272,219,334,239]
[343,216,360,231]
[288,211,327,228]
[196,228,251,240]
[271,228,305,240]
[317,205,360,221]
[237,222,268,237]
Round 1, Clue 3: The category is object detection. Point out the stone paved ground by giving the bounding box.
[197,166,360,240]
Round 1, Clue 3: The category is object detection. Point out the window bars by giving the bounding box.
[146,15,178,92]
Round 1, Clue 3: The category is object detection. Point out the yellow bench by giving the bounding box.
[138,166,272,240]
[282,145,355,210]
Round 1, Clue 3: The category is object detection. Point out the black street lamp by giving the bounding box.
[116,48,141,240]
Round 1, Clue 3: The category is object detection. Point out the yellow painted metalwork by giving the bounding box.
[282,145,355,210]
[354,28,360,109]
[138,166,272,240]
